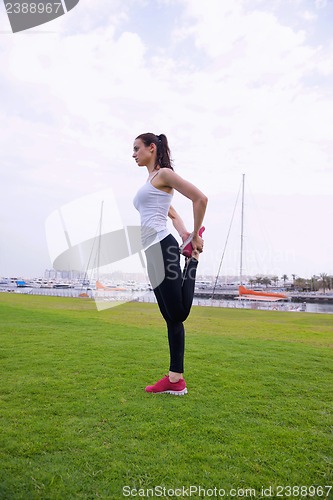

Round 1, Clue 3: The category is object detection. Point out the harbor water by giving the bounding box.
[4,286,333,314]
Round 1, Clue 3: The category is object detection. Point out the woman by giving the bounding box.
[133,133,207,395]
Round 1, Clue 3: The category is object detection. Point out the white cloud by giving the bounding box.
[301,10,317,21]
[315,0,327,8]
[0,0,332,277]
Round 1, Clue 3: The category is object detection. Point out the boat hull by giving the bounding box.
[238,285,288,301]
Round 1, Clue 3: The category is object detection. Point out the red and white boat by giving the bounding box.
[238,285,288,302]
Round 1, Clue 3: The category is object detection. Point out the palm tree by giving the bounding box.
[255,276,263,287]
[272,276,279,287]
[295,277,306,291]
[262,277,271,289]
[281,274,288,286]
[328,275,333,291]
[311,275,319,292]
[249,278,256,289]
[319,273,328,294]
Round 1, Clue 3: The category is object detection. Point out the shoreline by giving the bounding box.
[1,287,332,314]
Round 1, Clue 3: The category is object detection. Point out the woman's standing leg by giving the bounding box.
[145,234,199,393]
[152,285,185,373]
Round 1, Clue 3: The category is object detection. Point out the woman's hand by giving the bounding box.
[191,234,204,253]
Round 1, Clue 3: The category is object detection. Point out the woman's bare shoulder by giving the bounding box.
[158,168,183,186]
[158,168,206,201]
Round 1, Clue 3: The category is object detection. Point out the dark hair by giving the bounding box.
[136,132,173,170]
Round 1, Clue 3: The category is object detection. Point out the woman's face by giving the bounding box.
[132,139,154,167]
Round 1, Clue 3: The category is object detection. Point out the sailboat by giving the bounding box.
[237,174,288,302]
[238,285,288,302]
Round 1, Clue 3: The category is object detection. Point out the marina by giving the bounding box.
[1,281,333,314]
[3,176,329,313]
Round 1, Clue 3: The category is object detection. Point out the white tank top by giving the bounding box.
[133,172,173,249]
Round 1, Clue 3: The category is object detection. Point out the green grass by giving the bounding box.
[0,294,332,499]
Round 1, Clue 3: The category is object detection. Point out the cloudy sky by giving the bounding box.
[0,0,332,281]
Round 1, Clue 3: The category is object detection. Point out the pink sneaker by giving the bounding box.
[180,226,205,258]
[145,376,188,395]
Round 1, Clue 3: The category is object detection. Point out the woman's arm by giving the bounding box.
[168,205,191,242]
[155,169,208,251]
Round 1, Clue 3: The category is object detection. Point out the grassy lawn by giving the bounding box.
[0,294,332,499]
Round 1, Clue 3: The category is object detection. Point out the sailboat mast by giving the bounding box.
[240,174,245,285]
[96,201,104,281]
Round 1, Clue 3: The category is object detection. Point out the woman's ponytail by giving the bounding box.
[156,134,173,170]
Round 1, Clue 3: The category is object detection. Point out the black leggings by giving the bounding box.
[145,233,198,373]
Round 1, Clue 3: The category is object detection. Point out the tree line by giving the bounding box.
[248,273,333,293]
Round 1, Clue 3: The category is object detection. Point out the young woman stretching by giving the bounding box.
[133,133,208,395]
